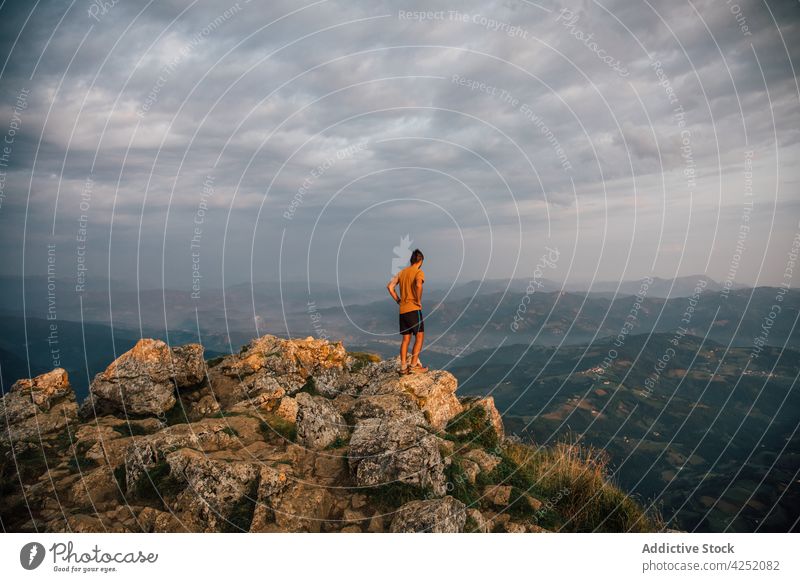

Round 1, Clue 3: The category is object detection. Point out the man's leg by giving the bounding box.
[409,331,424,367]
[400,333,411,369]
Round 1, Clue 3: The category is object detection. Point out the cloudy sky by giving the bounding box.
[0,0,798,294]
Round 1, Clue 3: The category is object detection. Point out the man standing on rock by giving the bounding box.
[387,248,428,375]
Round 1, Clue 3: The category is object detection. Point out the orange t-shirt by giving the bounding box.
[397,263,425,314]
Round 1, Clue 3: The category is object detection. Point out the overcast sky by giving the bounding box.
[0,0,798,294]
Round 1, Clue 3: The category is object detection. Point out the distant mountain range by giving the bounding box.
[445,333,800,532]
[0,274,794,398]
[1,272,796,533]
[311,286,799,356]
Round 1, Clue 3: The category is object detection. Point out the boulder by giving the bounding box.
[221,335,350,397]
[273,396,299,423]
[461,396,504,439]
[123,418,250,491]
[70,466,120,509]
[348,417,446,495]
[295,392,349,449]
[252,482,333,532]
[166,448,261,532]
[87,339,205,416]
[0,368,78,442]
[463,448,501,474]
[389,496,466,532]
[465,508,491,532]
[484,484,513,507]
[363,370,462,430]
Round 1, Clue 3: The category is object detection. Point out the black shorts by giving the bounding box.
[399,310,425,335]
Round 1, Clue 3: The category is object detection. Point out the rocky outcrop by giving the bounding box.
[0,333,658,534]
[461,396,504,439]
[348,416,447,495]
[165,448,261,532]
[84,339,205,417]
[360,370,462,430]
[0,368,77,443]
[295,392,349,449]
[390,496,466,532]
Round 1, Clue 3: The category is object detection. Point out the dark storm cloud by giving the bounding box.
[0,0,797,290]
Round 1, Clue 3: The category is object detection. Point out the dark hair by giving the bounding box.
[410,249,424,264]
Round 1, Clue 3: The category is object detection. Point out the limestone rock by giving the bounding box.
[463,448,501,474]
[273,396,299,423]
[295,392,349,449]
[123,418,252,491]
[525,494,544,511]
[465,508,491,532]
[390,496,466,532]
[461,459,481,484]
[166,448,260,532]
[484,484,513,507]
[257,483,333,532]
[221,335,350,397]
[363,369,462,430]
[0,368,78,443]
[461,396,504,439]
[348,417,446,495]
[70,466,121,509]
[87,339,205,416]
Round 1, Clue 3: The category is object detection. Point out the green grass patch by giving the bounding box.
[501,439,664,532]
[445,405,499,450]
[444,457,481,507]
[463,514,481,533]
[258,412,296,443]
[325,435,350,449]
[348,351,381,372]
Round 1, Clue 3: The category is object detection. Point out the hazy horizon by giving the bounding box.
[0,0,798,293]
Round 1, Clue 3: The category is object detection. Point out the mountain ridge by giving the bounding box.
[0,334,664,533]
